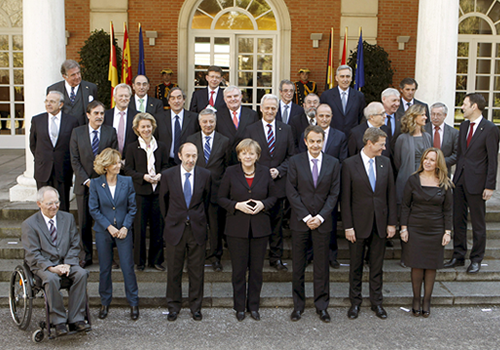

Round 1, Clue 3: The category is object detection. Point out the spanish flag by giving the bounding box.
[108,22,119,108]
[325,28,334,90]
[121,23,132,85]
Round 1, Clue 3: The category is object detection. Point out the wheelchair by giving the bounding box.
[8,261,92,343]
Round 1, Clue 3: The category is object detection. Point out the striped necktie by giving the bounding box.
[267,124,275,155]
[49,219,57,244]
[92,130,99,156]
[204,136,211,163]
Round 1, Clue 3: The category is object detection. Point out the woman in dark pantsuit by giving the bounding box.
[400,148,452,318]
[124,113,169,271]
[218,139,277,322]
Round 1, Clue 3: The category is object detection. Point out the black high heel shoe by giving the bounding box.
[412,308,421,317]
[422,309,430,318]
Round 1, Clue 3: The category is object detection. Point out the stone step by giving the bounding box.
[1,280,499,308]
[1,258,500,284]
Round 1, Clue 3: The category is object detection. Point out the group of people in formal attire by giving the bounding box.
[22,60,499,335]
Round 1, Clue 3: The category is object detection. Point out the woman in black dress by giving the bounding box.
[400,147,452,317]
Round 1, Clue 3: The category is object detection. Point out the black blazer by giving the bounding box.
[320,87,366,136]
[189,87,226,113]
[29,112,79,183]
[289,113,310,151]
[276,102,304,124]
[186,131,230,203]
[245,120,295,198]
[286,152,340,234]
[218,164,277,238]
[341,153,398,239]
[103,108,139,158]
[160,165,211,246]
[129,95,165,119]
[347,122,391,158]
[395,98,430,123]
[454,118,500,194]
[299,127,348,163]
[123,140,170,195]
[424,122,459,174]
[70,124,118,195]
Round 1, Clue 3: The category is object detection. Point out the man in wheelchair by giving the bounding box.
[21,186,90,337]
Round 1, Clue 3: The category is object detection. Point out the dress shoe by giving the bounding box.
[316,309,331,323]
[386,240,394,247]
[98,305,109,319]
[422,309,430,318]
[371,305,388,319]
[412,308,421,317]
[212,261,223,272]
[400,261,407,268]
[131,306,139,320]
[329,260,340,269]
[55,323,68,337]
[153,264,166,272]
[80,260,93,268]
[236,311,245,321]
[250,311,260,321]
[167,311,178,321]
[136,265,145,271]
[467,262,480,273]
[69,321,91,332]
[290,310,302,321]
[192,311,203,321]
[270,260,288,271]
[112,259,120,269]
[347,305,360,319]
[443,258,465,268]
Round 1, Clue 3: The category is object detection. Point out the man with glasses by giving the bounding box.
[190,66,226,113]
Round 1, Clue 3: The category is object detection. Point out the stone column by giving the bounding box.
[415,0,459,126]
[9,0,66,201]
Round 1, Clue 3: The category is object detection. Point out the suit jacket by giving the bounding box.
[70,124,118,195]
[276,101,304,124]
[187,131,230,203]
[30,112,79,183]
[347,122,391,158]
[289,113,311,151]
[424,122,459,173]
[215,106,259,164]
[46,80,97,126]
[286,152,340,234]
[129,95,164,119]
[22,211,81,273]
[88,175,137,233]
[395,98,430,123]
[454,117,500,194]
[189,87,226,113]
[299,127,348,163]
[320,87,366,136]
[218,164,277,238]
[341,153,397,239]
[104,108,139,157]
[160,165,211,246]
[123,139,170,195]
[245,120,295,198]
[155,109,200,165]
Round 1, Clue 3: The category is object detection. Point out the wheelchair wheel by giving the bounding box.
[32,329,44,343]
[9,265,33,330]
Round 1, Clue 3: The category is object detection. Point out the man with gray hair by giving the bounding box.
[424,102,459,175]
[320,65,366,136]
[47,59,97,126]
[277,79,304,124]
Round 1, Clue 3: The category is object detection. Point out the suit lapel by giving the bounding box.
[207,132,222,166]
[374,156,386,192]
[332,89,343,115]
[344,88,354,114]
[301,153,315,186]
[354,154,372,191]
[101,176,116,206]
[235,164,250,190]
[324,129,335,154]
[181,110,191,138]
[466,118,486,151]
[81,83,90,105]
[36,212,56,247]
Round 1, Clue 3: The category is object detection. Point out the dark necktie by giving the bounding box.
[70,87,76,105]
[184,173,192,208]
[282,105,289,124]
[204,136,211,163]
[312,159,319,187]
[433,126,441,149]
[466,122,475,148]
[92,130,99,156]
[386,114,393,138]
[174,115,181,162]
[267,124,275,155]
[49,219,57,244]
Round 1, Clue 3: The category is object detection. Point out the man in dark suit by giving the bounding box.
[342,127,397,320]
[245,94,295,271]
[159,142,211,321]
[444,93,500,273]
[319,65,365,137]
[156,87,200,167]
[30,91,79,212]
[381,88,401,148]
[47,59,97,126]
[103,83,139,158]
[276,79,304,124]
[189,65,226,113]
[22,186,90,336]
[129,75,164,119]
[424,102,459,175]
[289,93,320,150]
[395,78,430,122]
[286,125,340,323]
[215,85,259,164]
[187,109,230,272]
[70,101,118,267]
[348,102,391,158]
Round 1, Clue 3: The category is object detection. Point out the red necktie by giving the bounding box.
[209,91,215,107]
[232,111,238,129]
[466,122,475,148]
[433,126,441,149]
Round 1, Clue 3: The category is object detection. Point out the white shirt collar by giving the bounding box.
[338,86,349,96]
[41,212,57,230]
[64,81,79,96]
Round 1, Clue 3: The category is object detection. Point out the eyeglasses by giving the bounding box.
[44,201,60,207]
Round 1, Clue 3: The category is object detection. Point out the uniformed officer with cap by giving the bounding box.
[294,68,317,107]
[155,68,179,110]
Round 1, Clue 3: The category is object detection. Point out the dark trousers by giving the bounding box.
[453,179,487,263]
[226,234,268,312]
[165,225,206,313]
[133,194,164,267]
[206,202,225,262]
[36,171,72,212]
[292,229,330,312]
[268,199,285,264]
[76,190,93,262]
[349,226,386,307]
[306,202,339,263]
[95,230,139,306]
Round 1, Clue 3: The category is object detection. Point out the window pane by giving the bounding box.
[214,38,230,53]
[0,86,9,101]
[257,55,272,70]
[238,72,253,86]
[459,0,473,13]
[458,42,469,57]
[257,38,273,53]
[13,70,23,85]
[476,75,490,90]
[493,94,500,107]
[495,77,500,90]
[492,109,500,124]
[455,91,466,106]
[476,0,493,13]
[256,12,277,30]
[238,38,254,53]
[0,35,8,50]
[15,104,24,118]
[257,72,272,87]
[0,104,8,116]
[454,108,464,124]
[215,11,254,30]
[214,54,230,68]
[241,88,253,104]
[0,70,9,84]
[12,35,22,51]
[195,71,208,86]
[459,17,493,34]
[13,52,22,68]
[195,53,211,66]
[257,89,271,103]
[198,0,222,17]
[192,10,213,29]
[476,59,491,74]
[456,75,467,90]
[236,0,251,8]
[14,86,23,101]
[0,53,8,67]
[195,37,210,52]
[495,60,500,74]
[477,43,492,57]
[248,0,271,18]
[457,59,468,74]
[238,55,253,70]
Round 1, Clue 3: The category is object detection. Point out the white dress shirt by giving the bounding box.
[467,115,483,138]
[180,164,194,193]
[170,109,185,158]
[113,108,129,131]
[41,212,57,232]
[201,130,215,150]
[360,148,376,180]
[134,95,148,112]
[48,111,62,144]
[65,81,79,97]
[262,119,276,138]
[303,151,324,224]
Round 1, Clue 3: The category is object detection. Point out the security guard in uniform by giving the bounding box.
[294,68,317,107]
[155,68,179,110]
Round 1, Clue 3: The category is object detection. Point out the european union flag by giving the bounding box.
[354,30,364,90]
[137,24,145,75]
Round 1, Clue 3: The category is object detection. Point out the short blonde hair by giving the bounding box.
[132,112,157,137]
[401,104,426,135]
[94,148,122,175]
[236,138,261,161]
